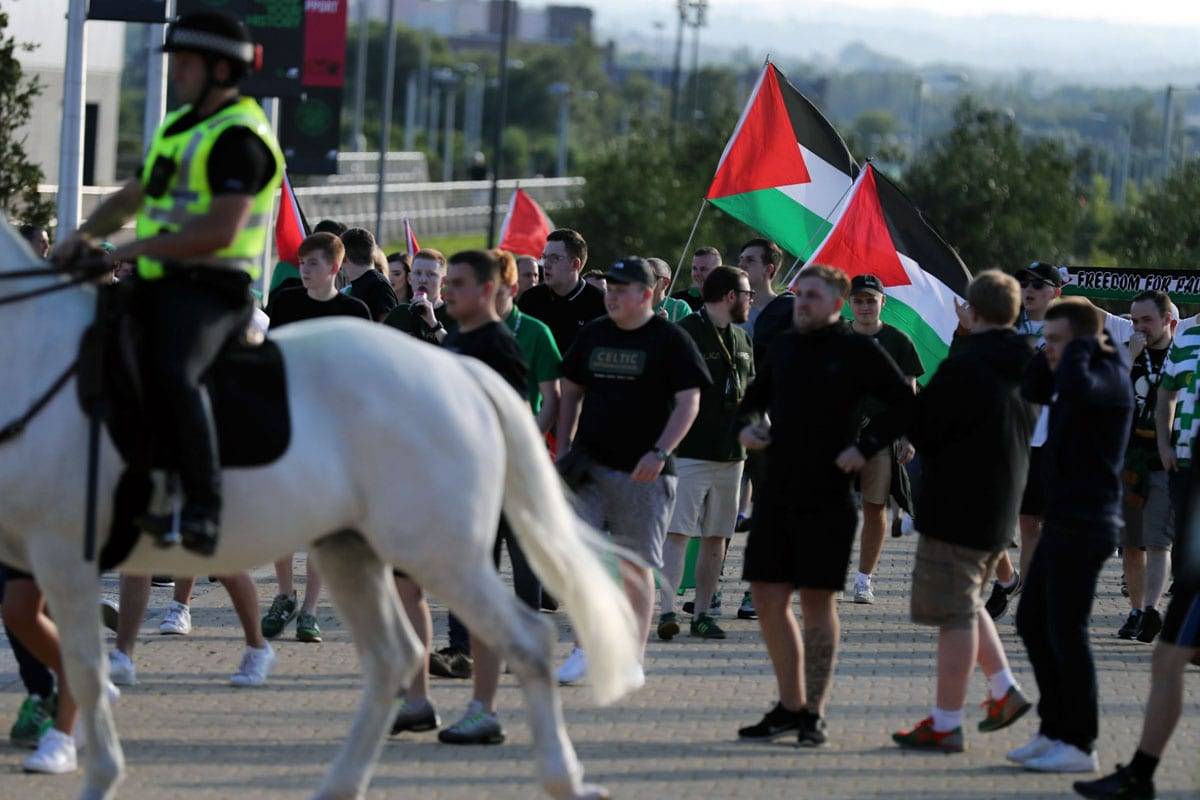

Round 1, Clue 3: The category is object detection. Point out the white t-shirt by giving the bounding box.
[1021,311,1133,448]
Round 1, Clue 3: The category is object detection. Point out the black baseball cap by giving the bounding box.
[850,274,884,296]
[1014,261,1064,287]
[605,256,654,287]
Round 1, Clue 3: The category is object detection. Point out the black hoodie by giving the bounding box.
[908,329,1036,552]
[1021,337,1134,540]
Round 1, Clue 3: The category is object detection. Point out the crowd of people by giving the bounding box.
[4,215,1199,797]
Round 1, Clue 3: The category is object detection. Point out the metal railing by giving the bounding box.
[37,175,585,246]
[292,177,584,244]
[312,152,431,186]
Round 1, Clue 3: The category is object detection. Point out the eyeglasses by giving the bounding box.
[735,289,757,299]
[1019,279,1052,290]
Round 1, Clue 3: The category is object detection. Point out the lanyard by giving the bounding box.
[701,308,743,404]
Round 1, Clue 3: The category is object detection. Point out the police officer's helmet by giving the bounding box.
[163,12,260,86]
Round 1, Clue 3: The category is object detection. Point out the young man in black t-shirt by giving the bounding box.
[555,256,711,687]
[517,228,606,355]
[848,274,923,604]
[260,232,370,645]
[1118,291,1177,643]
[339,227,399,321]
[265,233,371,329]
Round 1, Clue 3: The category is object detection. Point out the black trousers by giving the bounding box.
[1015,524,1112,752]
[447,516,542,655]
[136,269,252,517]
[0,565,55,698]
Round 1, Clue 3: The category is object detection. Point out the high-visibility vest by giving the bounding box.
[134,97,283,280]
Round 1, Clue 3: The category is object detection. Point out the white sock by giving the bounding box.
[987,667,1017,700]
[931,706,962,733]
[998,572,1019,589]
[856,571,871,585]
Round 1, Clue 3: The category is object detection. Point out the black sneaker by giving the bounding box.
[796,709,828,748]
[984,574,1021,620]
[389,698,440,735]
[150,576,175,587]
[429,647,473,679]
[738,702,803,741]
[1073,764,1156,799]
[1136,608,1163,644]
[1118,609,1143,640]
[682,601,695,615]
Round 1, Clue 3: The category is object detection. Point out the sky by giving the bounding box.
[570,0,1200,27]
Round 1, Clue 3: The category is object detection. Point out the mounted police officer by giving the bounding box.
[56,12,284,555]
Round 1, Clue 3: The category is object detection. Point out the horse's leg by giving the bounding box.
[31,544,124,800]
[422,560,604,800]
[308,531,415,800]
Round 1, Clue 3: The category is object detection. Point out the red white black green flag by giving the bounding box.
[706,63,857,260]
[790,164,971,378]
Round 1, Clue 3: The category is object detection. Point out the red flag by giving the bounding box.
[498,188,553,257]
[275,172,308,265]
[403,216,420,255]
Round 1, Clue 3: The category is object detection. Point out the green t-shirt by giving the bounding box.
[654,296,693,322]
[504,308,562,413]
[1162,325,1200,466]
[675,309,755,462]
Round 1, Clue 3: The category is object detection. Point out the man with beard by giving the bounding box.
[736,265,914,747]
[657,267,755,642]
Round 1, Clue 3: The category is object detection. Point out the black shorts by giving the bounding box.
[0,562,33,582]
[1019,446,1047,517]
[742,503,858,590]
[1160,589,1200,648]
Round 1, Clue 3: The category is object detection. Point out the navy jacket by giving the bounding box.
[1021,337,1134,540]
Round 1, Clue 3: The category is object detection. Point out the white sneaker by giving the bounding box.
[853,575,875,604]
[108,650,136,687]
[1023,741,1099,773]
[22,729,77,774]
[1006,733,1057,764]
[159,601,192,635]
[230,643,275,687]
[556,646,588,685]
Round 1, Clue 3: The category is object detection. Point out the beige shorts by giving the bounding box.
[859,447,891,506]
[668,458,744,538]
[910,536,1002,629]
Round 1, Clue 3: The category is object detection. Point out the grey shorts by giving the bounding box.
[1122,470,1175,550]
[573,463,677,570]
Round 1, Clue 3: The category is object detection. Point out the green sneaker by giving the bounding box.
[10,694,55,749]
[657,612,681,641]
[296,611,322,643]
[260,592,297,639]
[690,613,727,639]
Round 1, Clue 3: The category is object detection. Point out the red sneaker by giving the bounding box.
[892,717,965,753]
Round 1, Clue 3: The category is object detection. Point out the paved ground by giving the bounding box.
[2,531,1198,799]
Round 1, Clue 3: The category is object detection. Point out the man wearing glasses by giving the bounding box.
[647,257,694,322]
[517,228,606,354]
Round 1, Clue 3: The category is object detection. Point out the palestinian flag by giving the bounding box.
[706,63,857,260]
[791,164,970,381]
[270,172,309,294]
[403,216,420,256]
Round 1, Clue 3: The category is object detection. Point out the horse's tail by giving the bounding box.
[461,359,640,705]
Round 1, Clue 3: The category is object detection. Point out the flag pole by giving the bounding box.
[667,198,708,296]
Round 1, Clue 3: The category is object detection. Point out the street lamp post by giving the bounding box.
[486,0,513,246]
[351,0,369,152]
[374,0,400,239]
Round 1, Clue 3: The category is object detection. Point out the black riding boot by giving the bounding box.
[139,387,221,556]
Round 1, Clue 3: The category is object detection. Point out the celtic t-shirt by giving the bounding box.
[561,315,711,474]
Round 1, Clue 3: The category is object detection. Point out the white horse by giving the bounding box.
[0,221,639,800]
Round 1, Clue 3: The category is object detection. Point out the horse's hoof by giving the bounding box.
[575,784,610,800]
[544,780,609,800]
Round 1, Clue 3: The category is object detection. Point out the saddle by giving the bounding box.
[76,282,291,569]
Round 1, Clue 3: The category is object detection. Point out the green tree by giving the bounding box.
[903,98,1080,272]
[556,114,767,275]
[0,10,52,226]
[1106,159,1200,267]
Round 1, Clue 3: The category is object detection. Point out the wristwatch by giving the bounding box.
[652,447,671,461]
